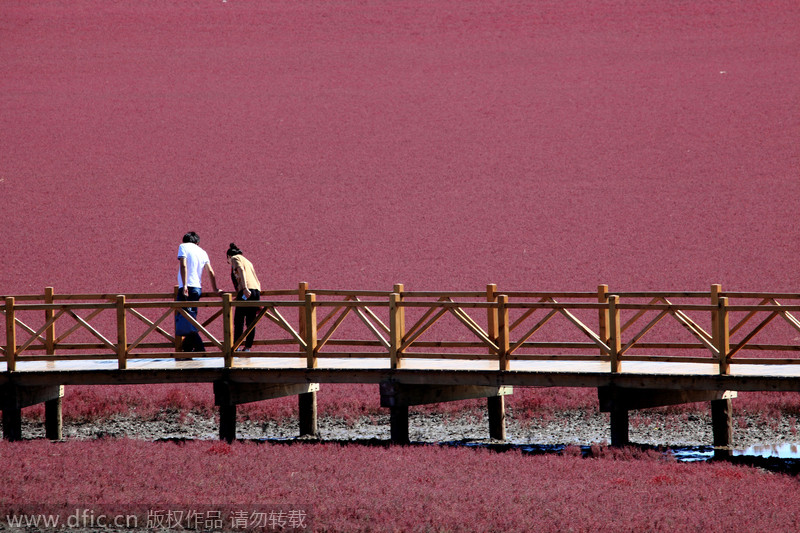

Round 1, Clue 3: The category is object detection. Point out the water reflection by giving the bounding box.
[734,443,800,459]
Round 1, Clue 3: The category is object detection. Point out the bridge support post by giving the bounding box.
[609,406,629,447]
[600,387,737,448]
[214,381,320,442]
[1,384,64,441]
[2,406,22,441]
[487,396,506,441]
[711,398,733,458]
[389,405,409,444]
[219,404,237,443]
[381,382,512,444]
[299,391,318,438]
[45,396,63,440]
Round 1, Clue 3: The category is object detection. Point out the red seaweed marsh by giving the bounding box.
[2,1,800,531]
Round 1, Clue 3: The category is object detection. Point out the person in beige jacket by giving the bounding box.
[226,243,262,352]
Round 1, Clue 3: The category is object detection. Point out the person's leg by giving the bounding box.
[186,287,204,352]
[243,289,260,349]
[233,299,246,350]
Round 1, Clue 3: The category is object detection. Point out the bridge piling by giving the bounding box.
[380,382,512,444]
[609,406,629,447]
[712,398,733,458]
[219,404,236,443]
[44,396,63,440]
[487,396,506,440]
[1,384,64,441]
[599,387,738,448]
[298,391,318,437]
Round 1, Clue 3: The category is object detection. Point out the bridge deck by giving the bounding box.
[3,357,800,392]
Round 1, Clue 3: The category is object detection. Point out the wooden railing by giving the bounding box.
[3,284,800,374]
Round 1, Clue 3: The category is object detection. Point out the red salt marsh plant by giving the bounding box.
[1,439,800,532]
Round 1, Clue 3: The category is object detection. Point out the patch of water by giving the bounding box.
[734,443,800,459]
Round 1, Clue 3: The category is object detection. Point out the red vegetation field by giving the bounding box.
[2,439,800,532]
[3,1,800,530]
[3,0,800,420]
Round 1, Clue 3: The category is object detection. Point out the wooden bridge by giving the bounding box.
[3,283,800,453]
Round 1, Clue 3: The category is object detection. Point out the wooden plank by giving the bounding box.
[613,291,710,298]
[717,297,730,374]
[44,287,55,355]
[305,293,317,369]
[1,384,64,409]
[508,308,558,355]
[15,308,66,354]
[446,304,498,352]
[390,292,403,369]
[232,306,270,352]
[380,382,513,407]
[352,296,390,334]
[486,284,498,342]
[729,297,771,336]
[175,307,222,349]
[126,307,175,343]
[128,309,174,351]
[557,307,610,354]
[402,296,446,340]
[620,297,661,334]
[64,310,117,352]
[619,309,669,356]
[353,306,390,350]
[400,306,449,352]
[598,387,736,411]
[214,381,319,406]
[497,295,509,370]
[608,295,621,372]
[727,311,778,359]
[55,306,106,343]
[117,295,127,369]
[317,301,348,330]
[597,285,609,344]
[263,306,306,349]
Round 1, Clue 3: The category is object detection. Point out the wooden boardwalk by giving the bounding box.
[3,284,800,448]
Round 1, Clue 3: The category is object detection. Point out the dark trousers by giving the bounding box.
[234,289,260,349]
[177,287,205,352]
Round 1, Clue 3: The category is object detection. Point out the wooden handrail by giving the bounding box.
[2,284,800,373]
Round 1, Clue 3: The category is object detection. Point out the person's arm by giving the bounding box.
[205,262,220,294]
[179,257,189,297]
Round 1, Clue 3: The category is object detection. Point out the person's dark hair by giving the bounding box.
[227,243,243,257]
[182,231,200,244]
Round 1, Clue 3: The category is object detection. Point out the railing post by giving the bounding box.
[222,293,233,368]
[710,284,732,455]
[608,295,621,372]
[116,295,127,370]
[298,282,308,344]
[305,293,317,369]
[598,284,609,345]
[44,287,55,355]
[711,283,721,348]
[497,294,509,371]
[487,284,498,343]
[297,282,318,437]
[710,284,730,373]
[5,297,16,372]
[716,296,730,375]
[393,283,405,346]
[389,290,403,369]
[487,284,507,440]
[173,285,182,353]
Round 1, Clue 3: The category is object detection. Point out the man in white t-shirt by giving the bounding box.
[176,231,219,353]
